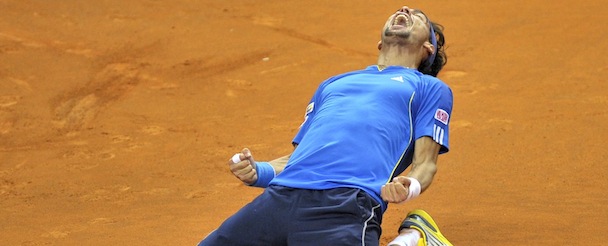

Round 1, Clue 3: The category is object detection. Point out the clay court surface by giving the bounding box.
[1,0,607,245]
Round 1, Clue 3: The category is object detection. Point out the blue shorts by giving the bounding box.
[199,185,383,246]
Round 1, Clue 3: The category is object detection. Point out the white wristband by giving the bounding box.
[405,177,421,201]
[231,153,241,164]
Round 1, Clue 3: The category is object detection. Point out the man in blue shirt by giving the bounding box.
[200,5,453,246]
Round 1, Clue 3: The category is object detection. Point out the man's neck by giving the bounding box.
[376,45,420,70]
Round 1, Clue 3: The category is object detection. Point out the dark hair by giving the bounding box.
[418,22,447,77]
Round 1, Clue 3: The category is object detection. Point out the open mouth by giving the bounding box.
[392,13,412,27]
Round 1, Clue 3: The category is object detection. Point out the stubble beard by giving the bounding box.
[383,28,411,45]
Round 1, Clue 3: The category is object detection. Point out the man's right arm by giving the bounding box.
[267,153,290,175]
[228,145,295,186]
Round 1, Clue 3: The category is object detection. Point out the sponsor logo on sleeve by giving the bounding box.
[305,102,314,115]
[434,109,450,125]
[299,102,314,128]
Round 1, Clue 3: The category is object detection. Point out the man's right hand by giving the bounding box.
[228,148,258,185]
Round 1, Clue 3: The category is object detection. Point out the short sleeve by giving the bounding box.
[292,80,330,146]
[413,79,453,154]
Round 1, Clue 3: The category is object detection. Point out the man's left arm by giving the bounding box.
[381,136,441,203]
[380,79,453,203]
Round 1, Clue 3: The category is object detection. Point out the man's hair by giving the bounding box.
[418,22,447,77]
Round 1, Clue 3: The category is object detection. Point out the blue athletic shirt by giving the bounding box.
[269,65,453,212]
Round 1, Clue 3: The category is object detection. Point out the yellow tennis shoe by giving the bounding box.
[399,209,453,246]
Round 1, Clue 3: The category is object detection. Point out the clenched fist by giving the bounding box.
[381,176,414,203]
[228,148,258,185]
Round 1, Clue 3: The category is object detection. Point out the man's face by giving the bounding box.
[382,6,431,44]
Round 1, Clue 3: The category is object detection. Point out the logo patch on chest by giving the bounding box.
[391,76,404,82]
